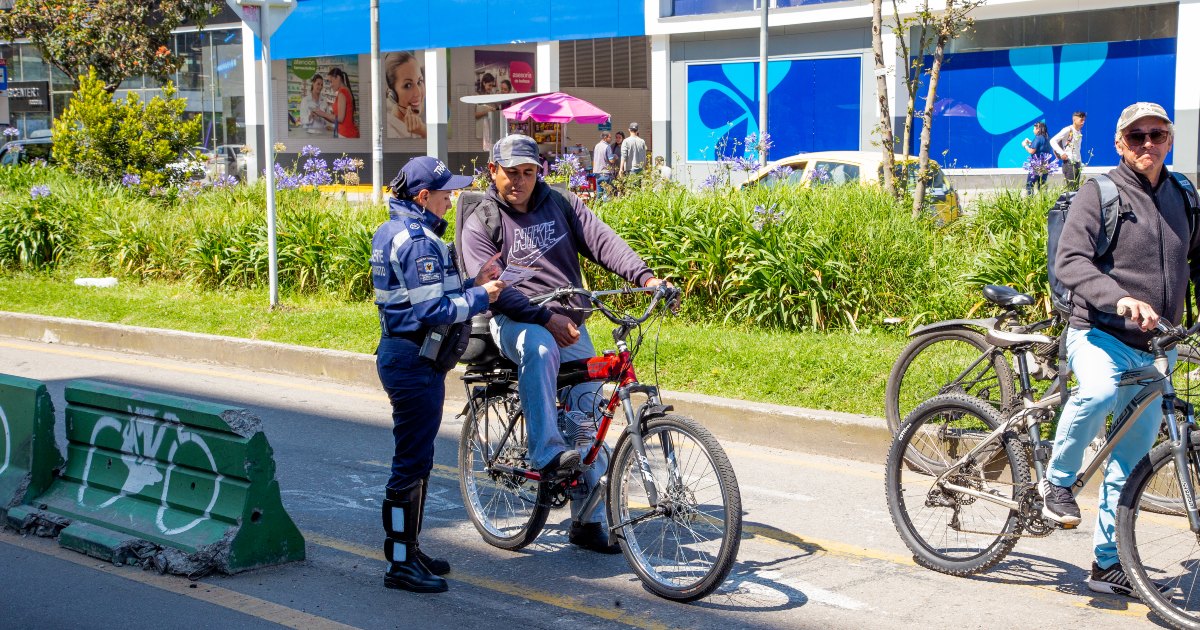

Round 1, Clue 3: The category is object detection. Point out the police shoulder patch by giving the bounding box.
[415,255,441,284]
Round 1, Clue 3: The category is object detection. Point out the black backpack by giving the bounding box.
[1047,171,1200,317]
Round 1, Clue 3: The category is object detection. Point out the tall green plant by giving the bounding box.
[52,69,201,187]
[0,184,80,269]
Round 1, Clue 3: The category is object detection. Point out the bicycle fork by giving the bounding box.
[1166,398,1200,533]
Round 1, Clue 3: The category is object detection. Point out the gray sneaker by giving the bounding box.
[1038,479,1082,526]
[1087,562,1172,598]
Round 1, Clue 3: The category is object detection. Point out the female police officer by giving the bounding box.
[372,156,503,593]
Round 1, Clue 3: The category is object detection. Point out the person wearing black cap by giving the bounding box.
[372,156,505,593]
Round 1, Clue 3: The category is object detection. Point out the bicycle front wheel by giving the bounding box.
[1117,431,1200,629]
[886,393,1030,575]
[607,415,742,602]
[458,390,550,550]
[885,327,1016,434]
[1136,343,1200,516]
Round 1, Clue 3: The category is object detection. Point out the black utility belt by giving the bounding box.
[383,329,427,344]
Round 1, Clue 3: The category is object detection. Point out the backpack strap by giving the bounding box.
[1168,171,1200,326]
[1092,174,1121,258]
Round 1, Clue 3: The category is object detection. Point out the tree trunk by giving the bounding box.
[912,25,949,217]
[872,0,896,197]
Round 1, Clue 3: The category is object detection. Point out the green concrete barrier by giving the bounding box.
[6,379,305,575]
[0,374,62,520]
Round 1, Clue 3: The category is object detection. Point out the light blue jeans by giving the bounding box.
[491,314,607,523]
[1046,326,1175,569]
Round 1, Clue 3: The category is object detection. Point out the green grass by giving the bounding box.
[0,270,904,417]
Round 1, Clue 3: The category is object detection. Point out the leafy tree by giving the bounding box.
[0,0,217,92]
[53,69,201,187]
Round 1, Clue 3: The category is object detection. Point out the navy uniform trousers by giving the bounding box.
[377,335,444,491]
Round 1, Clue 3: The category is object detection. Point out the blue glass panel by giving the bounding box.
[776,0,851,6]
[672,0,754,17]
[686,57,861,161]
[911,38,1177,168]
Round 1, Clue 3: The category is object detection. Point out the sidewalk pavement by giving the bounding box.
[0,311,890,463]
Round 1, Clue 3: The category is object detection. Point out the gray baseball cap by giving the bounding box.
[1117,102,1172,134]
[491,134,541,167]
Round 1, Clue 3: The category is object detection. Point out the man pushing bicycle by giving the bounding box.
[1049,102,1200,596]
[458,133,669,553]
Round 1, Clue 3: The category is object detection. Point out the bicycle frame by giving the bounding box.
[464,285,681,526]
[932,345,1200,533]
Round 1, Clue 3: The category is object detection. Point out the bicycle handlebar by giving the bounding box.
[530,284,681,327]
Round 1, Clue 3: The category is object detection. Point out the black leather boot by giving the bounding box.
[383,480,448,593]
[416,477,450,576]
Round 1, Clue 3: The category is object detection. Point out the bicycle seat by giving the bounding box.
[982,284,1034,307]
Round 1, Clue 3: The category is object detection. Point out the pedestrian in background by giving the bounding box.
[371,156,504,593]
[1052,111,1087,191]
[592,131,615,199]
[1023,121,1054,195]
[620,122,648,176]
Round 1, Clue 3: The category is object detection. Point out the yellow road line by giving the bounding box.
[303,532,669,630]
[0,339,389,403]
[0,531,360,630]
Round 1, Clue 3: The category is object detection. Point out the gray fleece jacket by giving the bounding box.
[1056,160,1200,350]
[459,181,654,326]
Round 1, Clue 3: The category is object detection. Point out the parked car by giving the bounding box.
[0,130,54,166]
[212,144,248,180]
[741,150,961,223]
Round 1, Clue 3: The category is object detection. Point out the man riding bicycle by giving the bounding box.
[1048,102,1200,596]
[459,133,668,554]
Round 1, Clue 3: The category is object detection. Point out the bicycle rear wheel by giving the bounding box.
[1117,431,1200,629]
[458,390,550,550]
[886,393,1030,575]
[885,327,1016,434]
[607,415,742,602]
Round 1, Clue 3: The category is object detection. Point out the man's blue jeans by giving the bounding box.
[595,173,613,199]
[1046,327,1175,569]
[490,314,607,523]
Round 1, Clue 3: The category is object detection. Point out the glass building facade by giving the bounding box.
[1,24,246,149]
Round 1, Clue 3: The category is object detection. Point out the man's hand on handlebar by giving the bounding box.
[546,313,581,347]
[644,277,680,313]
[1117,296,1160,332]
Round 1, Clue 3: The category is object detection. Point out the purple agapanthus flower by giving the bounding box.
[810,165,832,185]
[211,174,238,188]
[300,169,333,186]
[1023,153,1061,177]
[769,165,794,181]
[3,127,19,139]
[300,144,321,158]
[303,157,329,173]
[700,174,722,190]
[29,184,50,199]
[332,156,356,173]
[121,173,141,187]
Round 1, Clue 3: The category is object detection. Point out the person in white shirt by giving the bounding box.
[1051,111,1086,191]
[300,75,331,134]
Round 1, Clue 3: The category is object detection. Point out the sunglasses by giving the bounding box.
[1124,129,1171,146]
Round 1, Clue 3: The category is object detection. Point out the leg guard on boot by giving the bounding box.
[416,476,450,576]
[383,480,447,593]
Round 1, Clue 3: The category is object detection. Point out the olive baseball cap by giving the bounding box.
[1116,102,1172,134]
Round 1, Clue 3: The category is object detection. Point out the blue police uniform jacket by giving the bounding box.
[371,198,490,336]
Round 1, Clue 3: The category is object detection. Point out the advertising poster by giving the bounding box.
[686,57,861,162]
[911,38,1176,168]
[287,55,360,139]
[383,51,427,139]
[473,50,536,146]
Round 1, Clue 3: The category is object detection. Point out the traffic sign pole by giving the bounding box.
[227,0,294,310]
[260,4,279,309]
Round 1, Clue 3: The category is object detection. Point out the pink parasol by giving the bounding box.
[502,92,610,124]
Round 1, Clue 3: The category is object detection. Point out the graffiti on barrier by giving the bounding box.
[77,405,222,535]
[0,403,9,476]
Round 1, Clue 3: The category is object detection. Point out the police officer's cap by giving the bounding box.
[390,156,473,196]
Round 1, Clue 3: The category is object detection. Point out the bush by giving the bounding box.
[0,183,80,269]
[52,69,201,188]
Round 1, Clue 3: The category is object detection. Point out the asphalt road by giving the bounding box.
[0,337,1167,629]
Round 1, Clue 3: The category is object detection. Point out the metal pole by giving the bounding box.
[758,0,769,163]
[260,5,279,309]
[370,0,382,202]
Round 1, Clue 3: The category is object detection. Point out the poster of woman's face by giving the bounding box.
[383,51,427,140]
[473,50,535,142]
